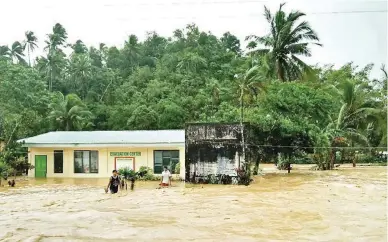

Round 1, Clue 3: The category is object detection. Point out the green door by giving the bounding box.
[35,155,47,178]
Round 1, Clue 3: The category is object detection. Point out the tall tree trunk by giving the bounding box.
[330,149,335,170]
[351,141,356,167]
[6,120,20,147]
[287,154,291,173]
[100,78,114,102]
[276,60,284,81]
[50,70,53,92]
[27,45,31,67]
[253,154,260,175]
[240,87,245,170]
[240,88,244,125]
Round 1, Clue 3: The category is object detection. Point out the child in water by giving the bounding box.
[160,166,172,188]
[105,170,121,194]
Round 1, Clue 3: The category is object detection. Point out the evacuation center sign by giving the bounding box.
[110,152,141,157]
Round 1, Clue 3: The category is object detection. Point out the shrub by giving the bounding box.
[137,166,156,180]
[357,154,387,163]
[276,158,289,170]
[311,152,330,170]
[9,157,34,176]
[119,166,183,182]
[138,166,153,174]
[174,162,180,174]
[0,161,10,186]
[118,167,136,179]
[293,156,314,164]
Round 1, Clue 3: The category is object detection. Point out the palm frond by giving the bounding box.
[345,129,370,147]
[291,55,312,71]
[257,35,274,47]
[343,107,381,123]
[300,28,320,42]
[321,84,342,96]
[245,35,260,41]
[0,46,10,58]
[264,6,272,23]
[250,3,322,82]
[287,10,306,22]
[336,104,348,130]
[288,43,311,56]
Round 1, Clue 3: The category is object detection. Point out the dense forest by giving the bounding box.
[0,4,386,174]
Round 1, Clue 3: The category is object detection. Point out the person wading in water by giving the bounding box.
[105,170,121,194]
[160,166,172,188]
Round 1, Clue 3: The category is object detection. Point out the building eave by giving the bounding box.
[22,142,185,148]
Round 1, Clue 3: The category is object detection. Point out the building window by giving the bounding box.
[54,150,64,173]
[154,150,179,174]
[74,151,99,173]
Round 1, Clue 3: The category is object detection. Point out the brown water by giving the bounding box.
[0,164,386,242]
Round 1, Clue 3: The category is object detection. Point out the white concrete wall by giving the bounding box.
[28,146,185,179]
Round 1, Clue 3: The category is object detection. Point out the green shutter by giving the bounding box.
[74,151,83,173]
[90,151,99,173]
[171,150,179,159]
[162,157,171,169]
[154,151,163,174]
[154,150,180,174]
[162,151,171,158]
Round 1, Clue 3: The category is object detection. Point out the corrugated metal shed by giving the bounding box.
[18,130,185,148]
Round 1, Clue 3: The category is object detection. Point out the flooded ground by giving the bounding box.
[0,164,386,242]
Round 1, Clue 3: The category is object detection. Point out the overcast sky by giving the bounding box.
[1,0,387,78]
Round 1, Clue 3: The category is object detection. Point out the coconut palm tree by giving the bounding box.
[9,42,26,64]
[0,46,11,61]
[45,23,68,53]
[203,78,222,119]
[327,79,381,168]
[235,66,267,169]
[246,3,321,81]
[236,65,267,123]
[39,24,68,92]
[36,51,66,92]
[123,35,141,72]
[48,92,93,131]
[24,31,38,66]
[98,43,108,67]
[68,54,92,99]
[72,40,88,54]
[378,65,387,147]
[177,52,207,73]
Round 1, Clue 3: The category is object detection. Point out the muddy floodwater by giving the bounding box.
[0,164,386,242]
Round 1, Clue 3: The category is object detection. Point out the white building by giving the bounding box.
[18,130,185,179]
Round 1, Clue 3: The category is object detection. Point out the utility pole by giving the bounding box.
[238,77,245,171]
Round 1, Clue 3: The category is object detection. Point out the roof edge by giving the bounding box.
[17,130,185,144]
[22,142,185,148]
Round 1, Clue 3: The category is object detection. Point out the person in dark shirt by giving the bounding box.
[105,170,121,194]
[8,180,15,187]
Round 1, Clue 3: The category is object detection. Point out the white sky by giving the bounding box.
[1,0,387,78]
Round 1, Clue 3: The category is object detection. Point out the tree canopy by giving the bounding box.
[0,4,386,170]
